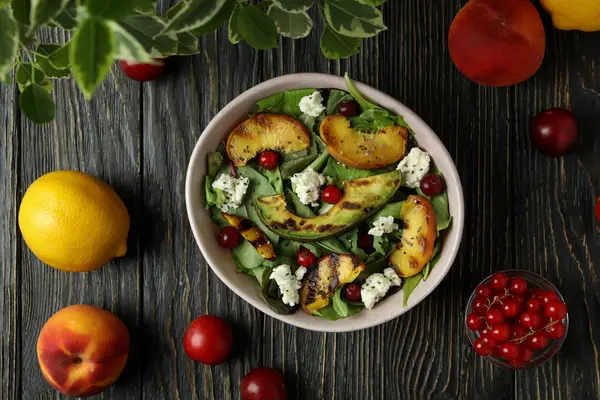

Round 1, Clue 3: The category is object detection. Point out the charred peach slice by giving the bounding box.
[226,113,311,166]
[222,212,276,260]
[388,195,437,278]
[320,116,408,170]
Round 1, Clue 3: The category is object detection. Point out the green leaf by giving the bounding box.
[237,6,278,49]
[34,44,70,78]
[10,0,31,25]
[51,3,76,30]
[175,32,199,56]
[19,83,55,124]
[35,43,71,69]
[272,0,313,13]
[267,4,312,39]
[108,20,154,63]
[332,288,362,317]
[326,89,353,115]
[161,0,228,34]
[0,8,19,78]
[431,190,452,232]
[36,56,69,78]
[232,239,265,269]
[356,0,387,5]
[422,240,441,281]
[207,152,224,178]
[322,157,373,186]
[344,73,380,112]
[402,273,422,306]
[228,2,243,44]
[165,1,185,19]
[324,0,386,38]
[70,17,115,99]
[29,0,69,33]
[86,0,135,19]
[0,0,10,6]
[191,0,235,35]
[135,0,156,13]
[320,25,360,60]
[117,15,178,58]
[16,62,46,90]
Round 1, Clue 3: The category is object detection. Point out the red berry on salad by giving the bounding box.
[539,290,559,305]
[490,324,511,341]
[419,174,444,196]
[338,100,360,117]
[241,367,286,400]
[485,308,505,326]
[545,300,568,320]
[490,272,509,291]
[258,151,280,170]
[520,310,544,330]
[473,337,492,356]
[472,296,489,314]
[546,321,567,339]
[183,315,233,365]
[119,58,165,81]
[530,108,579,157]
[596,196,600,222]
[509,277,528,296]
[218,226,241,249]
[296,248,317,267]
[343,283,362,302]
[321,185,342,204]
[357,232,374,252]
[526,297,544,313]
[498,341,521,360]
[501,298,521,318]
[466,312,485,331]
[526,331,550,351]
[476,284,494,299]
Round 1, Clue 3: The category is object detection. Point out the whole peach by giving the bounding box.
[448,0,546,87]
[36,305,129,397]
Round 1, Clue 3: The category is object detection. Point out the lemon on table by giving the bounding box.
[541,0,600,32]
[18,171,130,272]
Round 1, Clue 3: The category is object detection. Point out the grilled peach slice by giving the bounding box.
[222,213,276,260]
[388,195,437,278]
[299,254,364,314]
[320,116,408,169]
[226,113,311,166]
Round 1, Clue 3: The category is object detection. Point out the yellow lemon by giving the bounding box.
[19,171,130,272]
[541,0,600,32]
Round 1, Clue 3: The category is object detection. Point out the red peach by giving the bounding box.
[36,305,129,397]
[448,0,546,87]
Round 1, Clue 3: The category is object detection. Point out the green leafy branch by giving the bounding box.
[0,0,388,125]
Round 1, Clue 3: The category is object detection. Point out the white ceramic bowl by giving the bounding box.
[186,73,464,332]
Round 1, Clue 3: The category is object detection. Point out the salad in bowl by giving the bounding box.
[201,75,453,321]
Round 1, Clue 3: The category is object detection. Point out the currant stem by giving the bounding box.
[510,319,561,344]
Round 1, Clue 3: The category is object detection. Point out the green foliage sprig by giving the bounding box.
[0,0,389,125]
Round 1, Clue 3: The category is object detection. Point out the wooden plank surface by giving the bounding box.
[2,0,600,399]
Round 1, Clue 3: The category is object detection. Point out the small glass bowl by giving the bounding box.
[465,270,569,369]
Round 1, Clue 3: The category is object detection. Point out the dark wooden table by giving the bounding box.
[2,1,600,399]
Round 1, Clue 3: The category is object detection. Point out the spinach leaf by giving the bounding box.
[261,166,284,194]
[373,235,389,256]
[280,154,319,179]
[253,266,269,283]
[299,114,315,131]
[332,288,363,317]
[233,240,265,270]
[312,131,327,152]
[423,240,442,281]
[326,89,353,115]
[307,150,330,173]
[315,238,349,255]
[256,88,317,117]
[207,152,224,178]
[322,157,374,187]
[341,227,368,259]
[370,201,404,222]
[210,206,229,227]
[344,73,382,112]
[237,165,279,243]
[402,273,423,306]
[260,268,296,315]
[204,177,227,209]
[416,173,451,233]
[282,148,310,162]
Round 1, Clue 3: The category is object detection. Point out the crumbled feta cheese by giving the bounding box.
[384,268,403,286]
[397,147,431,188]
[299,91,326,117]
[295,266,307,281]
[361,273,392,309]
[211,174,250,212]
[270,264,303,307]
[368,216,399,237]
[290,167,326,207]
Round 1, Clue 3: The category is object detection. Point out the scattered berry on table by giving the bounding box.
[530,108,579,157]
[183,315,233,365]
[241,367,286,400]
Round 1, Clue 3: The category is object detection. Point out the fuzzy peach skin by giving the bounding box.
[36,305,130,397]
[448,0,546,87]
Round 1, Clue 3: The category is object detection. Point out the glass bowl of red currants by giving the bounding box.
[465,270,569,369]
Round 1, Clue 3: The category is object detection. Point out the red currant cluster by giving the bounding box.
[466,272,568,367]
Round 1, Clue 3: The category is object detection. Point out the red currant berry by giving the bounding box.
[472,296,489,314]
[596,196,600,222]
[501,298,522,318]
[338,100,360,118]
[480,334,497,348]
[490,324,511,341]
[520,311,544,330]
[539,291,559,305]
[527,331,550,351]
[420,174,444,196]
[490,273,509,291]
[357,232,374,252]
[546,321,567,339]
[120,58,165,81]
[321,185,342,204]
[217,226,241,249]
[296,247,317,267]
[343,283,362,302]
[485,308,505,326]
[476,284,494,299]
[511,323,528,340]
[509,277,528,296]
[492,344,504,358]
[466,313,485,331]
[530,288,546,298]
[520,347,535,363]
[498,342,521,360]
[545,300,568,320]
[526,297,544,313]
[258,151,280,170]
[473,337,492,356]
[514,296,526,309]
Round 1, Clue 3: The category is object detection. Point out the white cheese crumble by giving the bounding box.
[290,167,326,207]
[211,174,250,212]
[397,147,431,188]
[270,264,303,307]
[299,91,326,117]
[295,266,307,281]
[368,216,399,237]
[361,269,402,309]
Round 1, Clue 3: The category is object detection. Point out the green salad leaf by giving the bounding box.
[423,240,442,281]
[232,240,265,270]
[314,288,363,320]
[326,89,353,115]
[260,269,295,315]
[402,273,423,307]
[322,157,374,186]
[207,151,224,178]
